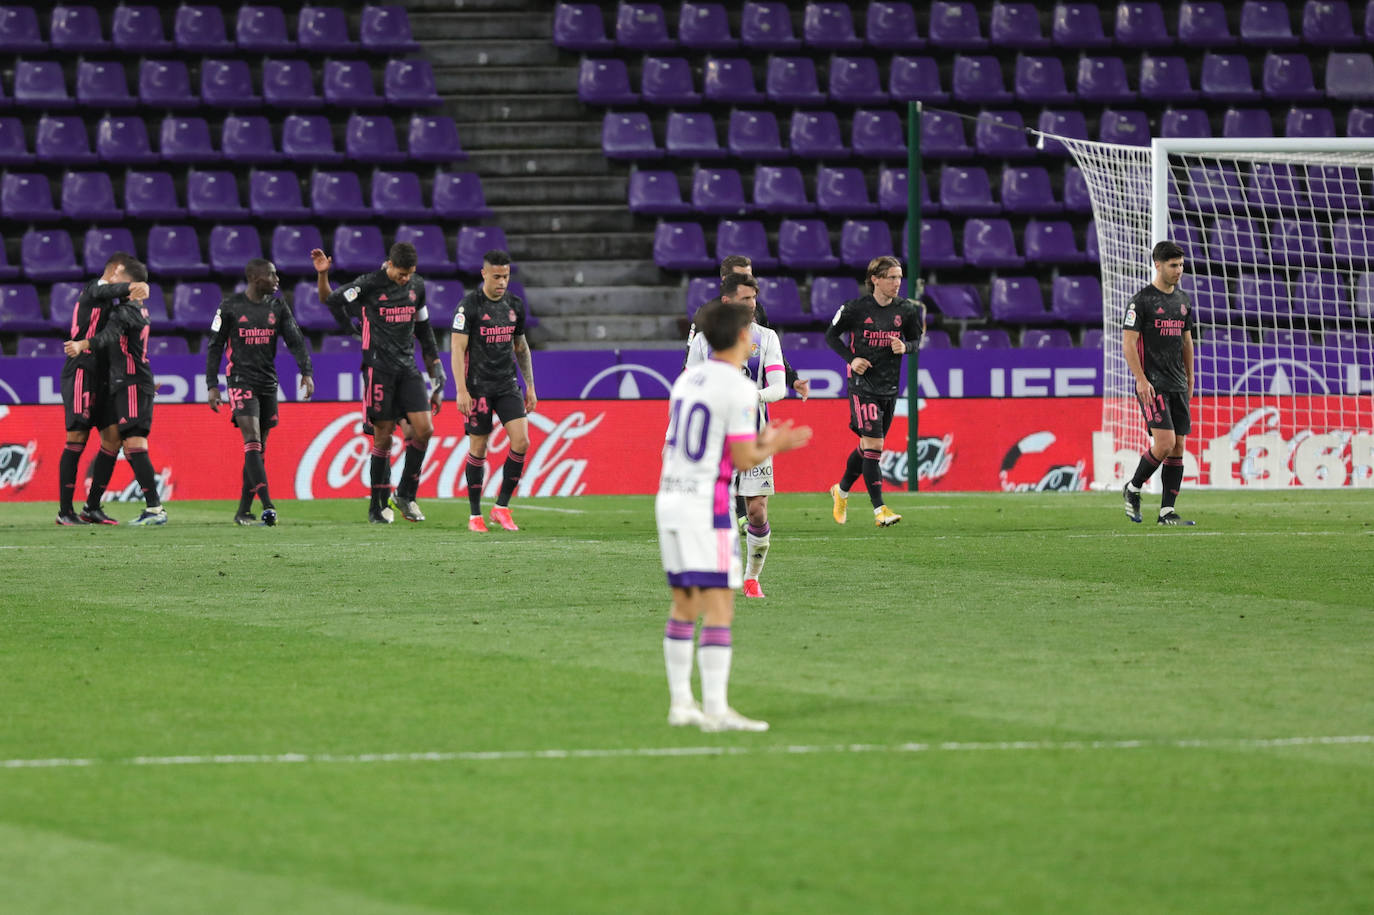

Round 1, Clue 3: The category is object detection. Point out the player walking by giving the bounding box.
[449,250,536,533]
[685,273,786,599]
[205,259,314,526]
[657,296,812,732]
[824,256,924,527]
[312,244,444,524]
[1122,240,1196,526]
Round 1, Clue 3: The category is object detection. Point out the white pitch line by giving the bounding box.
[2,735,1369,771]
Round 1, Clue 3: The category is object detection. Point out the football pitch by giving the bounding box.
[2,490,1371,914]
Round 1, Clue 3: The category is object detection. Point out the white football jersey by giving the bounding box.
[656,359,758,531]
[685,323,785,430]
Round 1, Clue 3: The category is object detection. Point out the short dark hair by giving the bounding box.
[388,242,418,269]
[244,258,273,281]
[483,249,512,268]
[1152,240,1185,263]
[720,272,759,301]
[104,251,136,274]
[719,255,752,278]
[697,296,754,352]
[122,258,149,283]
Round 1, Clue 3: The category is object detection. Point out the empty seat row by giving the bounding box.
[1171,217,1374,268]
[0,58,442,109]
[0,113,463,166]
[0,5,416,54]
[1170,162,1374,213]
[556,1,1374,53]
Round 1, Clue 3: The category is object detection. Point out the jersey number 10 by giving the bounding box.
[665,400,710,462]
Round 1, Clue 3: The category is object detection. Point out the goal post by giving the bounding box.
[1055,135,1374,489]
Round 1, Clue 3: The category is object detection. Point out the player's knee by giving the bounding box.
[508,431,530,453]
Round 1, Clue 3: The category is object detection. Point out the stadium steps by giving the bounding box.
[425,40,562,68]
[515,260,664,288]
[482,176,627,206]
[495,205,636,235]
[465,149,613,178]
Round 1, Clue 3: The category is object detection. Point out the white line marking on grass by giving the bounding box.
[3,735,1369,771]
[507,504,586,514]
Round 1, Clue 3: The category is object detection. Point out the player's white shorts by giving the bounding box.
[736,457,774,497]
[657,524,743,590]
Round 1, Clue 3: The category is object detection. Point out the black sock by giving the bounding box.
[1160,456,1184,510]
[399,442,427,501]
[1130,450,1163,488]
[839,447,864,492]
[496,450,525,507]
[861,448,883,509]
[125,447,161,508]
[85,445,119,509]
[369,445,390,511]
[244,440,270,510]
[466,454,484,516]
[59,441,85,513]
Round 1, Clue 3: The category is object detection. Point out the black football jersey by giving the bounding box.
[90,301,154,392]
[451,289,527,396]
[205,292,312,389]
[326,269,438,374]
[1123,284,1194,393]
[824,294,924,398]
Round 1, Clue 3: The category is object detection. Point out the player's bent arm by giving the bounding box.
[824,307,853,362]
[728,421,812,470]
[514,334,535,391]
[758,367,786,404]
[1182,330,1195,397]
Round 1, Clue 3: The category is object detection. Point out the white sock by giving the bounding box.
[663,636,695,707]
[698,644,732,716]
[744,531,770,580]
[1126,482,1140,493]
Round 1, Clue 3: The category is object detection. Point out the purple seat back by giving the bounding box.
[346,114,405,164]
[990,276,1050,322]
[223,116,279,164]
[77,61,134,108]
[554,4,614,50]
[361,6,420,52]
[920,109,970,157]
[788,111,846,158]
[839,219,894,268]
[679,2,736,50]
[716,219,777,268]
[250,170,309,219]
[962,329,1013,349]
[0,6,42,50]
[1002,166,1061,214]
[95,116,157,165]
[1302,0,1359,45]
[741,2,801,50]
[22,229,83,281]
[271,225,326,276]
[1023,328,1074,348]
[603,112,662,159]
[752,165,811,214]
[777,219,841,270]
[990,2,1050,48]
[1326,52,1374,100]
[766,57,825,104]
[434,172,492,219]
[409,116,466,162]
[332,225,386,274]
[1024,219,1085,263]
[579,59,638,105]
[815,166,875,214]
[890,55,948,102]
[171,282,220,330]
[282,115,342,163]
[964,218,1023,268]
[919,219,962,267]
[1099,109,1151,146]
[263,59,322,108]
[1054,3,1111,47]
[1286,107,1336,138]
[852,109,906,158]
[1161,108,1212,138]
[371,170,428,219]
[925,283,983,318]
[940,165,998,215]
[140,59,196,108]
[975,110,1033,158]
[187,170,247,219]
[1209,217,1263,265]
[691,167,747,215]
[15,61,72,108]
[686,276,718,316]
[0,286,48,332]
[2,173,57,221]
[237,6,293,52]
[1077,56,1135,102]
[51,6,107,52]
[63,172,121,221]
[311,171,371,219]
[808,275,861,319]
[616,3,676,50]
[1240,1,1297,46]
[161,116,218,163]
[929,1,989,49]
[384,59,442,106]
[124,170,183,219]
[1262,52,1324,100]
[36,116,96,165]
[704,58,762,103]
[1016,56,1075,103]
[654,222,714,271]
[323,60,381,108]
[804,3,863,50]
[1114,2,1171,46]
[1140,55,1197,101]
[288,281,338,331]
[112,6,171,51]
[664,112,722,158]
[756,275,805,323]
[1222,107,1272,137]
[1332,219,1374,266]
[394,224,457,275]
[1178,1,1234,46]
[175,5,233,52]
[1037,110,1088,156]
[728,110,784,158]
[953,55,1012,103]
[299,6,355,52]
[1050,275,1102,320]
[868,1,926,50]
[642,57,701,105]
[456,226,509,274]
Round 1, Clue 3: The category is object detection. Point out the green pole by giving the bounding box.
[906,101,922,492]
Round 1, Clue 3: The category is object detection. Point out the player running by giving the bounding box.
[824,256,924,527]
[657,296,812,732]
[449,249,536,534]
[205,259,314,527]
[312,243,444,524]
[1121,240,1197,527]
[685,273,786,599]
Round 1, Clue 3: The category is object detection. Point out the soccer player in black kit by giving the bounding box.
[1122,240,1197,526]
[55,252,149,525]
[205,259,314,526]
[312,243,445,524]
[450,249,536,533]
[63,258,168,525]
[824,255,924,528]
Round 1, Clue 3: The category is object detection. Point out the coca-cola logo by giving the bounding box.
[0,441,38,491]
[100,466,175,503]
[999,431,1086,492]
[879,435,953,486]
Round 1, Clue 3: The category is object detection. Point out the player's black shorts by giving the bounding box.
[848,392,897,438]
[465,390,526,437]
[363,366,428,424]
[61,359,112,432]
[1137,390,1192,436]
[112,383,154,438]
[226,384,279,430]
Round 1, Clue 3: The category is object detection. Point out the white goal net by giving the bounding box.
[1056,137,1374,489]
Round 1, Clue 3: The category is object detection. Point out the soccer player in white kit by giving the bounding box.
[657,297,812,732]
[684,273,787,599]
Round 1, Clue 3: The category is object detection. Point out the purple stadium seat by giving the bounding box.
[371,170,428,219]
[754,165,813,213]
[323,60,382,108]
[394,225,457,276]
[94,116,157,165]
[1051,275,1102,320]
[1209,216,1264,265]
[579,59,637,105]
[222,116,279,164]
[680,2,736,50]
[808,275,861,319]
[1331,220,1374,267]
[1100,109,1151,145]
[939,165,999,215]
[263,60,322,109]
[962,329,1013,350]
[778,219,841,270]
[686,276,718,316]
[35,116,97,165]
[1223,107,1273,136]
[16,338,67,358]
[964,218,1023,268]
[0,286,48,332]
[1079,328,1106,349]
[728,110,784,158]
[924,283,981,318]
[1286,107,1337,138]
[146,336,190,357]
[1349,107,1374,137]
[604,112,662,159]
[780,331,830,349]
[918,330,951,349]
[22,230,83,281]
[1247,163,1307,210]
[852,109,907,158]
[990,277,1051,322]
[553,3,613,51]
[1355,273,1374,319]
[1,173,57,221]
[789,110,848,158]
[716,219,777,268]
[890,55,949,102]
[1240,1,1298,46]
[271,225,325,276]
[917,219,963,268]
[766,57,825,104]
[237,6,293,53]
[642,57,701,106]
[1023,328,1074,348]
[299,6,355,53]
[1037,110,1089,156]
[1024,219,1085,263]
[82,228,136,275]
[15,61,73,109]
[281,115,343,164]
[409,115,466,162]
[1077,56,1135,102]
[975,110,1034,158]
[201,60,260,108]
[62,172,121,221]
[1293,271,1346,320]
[1140,55,1198,101]
[362,6,419,52]
[1002,166,1061,214]
[77,61,135,109]
[1178,1,1234,46]
[1200,54,1261,102]
[868,2,925,49]
[175,5,232,52]
[654,222,715,271]
[879,167,936,214]
[990,2,1050,48]
[345,114,405,164]
[839,219,894,268]
[952,55,1013,104]
[170,282,220,331]
[1084,220,1099,261]
[630,170,690,215]
[804,2,863,50]
[665,112,723,158]
[433,171,492,219]
[1326,52,1374,100]
[756,276,806,324]
[332,225,386,274]
[250,170,309,220]
[187,170,247,219]
[123,171,181,220]
[704,58,763,103]
[112,6,170,52]
[138,59,195,109]
[0,6,41,51]
[929,2,989,49]
[1016,56,1075,104]
[312,171,371,219]
[920,109,972,158]
[829,56,887,104]
[318,334,362,353]
[1115,2,1172,47]
[0,117,29,165]
[741,2,801,50]
[1161,108,1213,138]
[1186,164,1246,213]
[616,2,676,50]
[1233,271,1287,319]
[1183,275,1229,321]
[815,166,875,214]
[287,280,337,330]
[1272,218,1324,268]
[1062,165,1092,213]
[1307,165,1362,209]
[456,226,509,273]
[51,6,106,51]
[1302,0,1359,45]
[384,60,442,106]
[1263,52,1324,100]
[1053,3,1111,47]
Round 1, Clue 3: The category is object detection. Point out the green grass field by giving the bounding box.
[2,490,1372,914]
